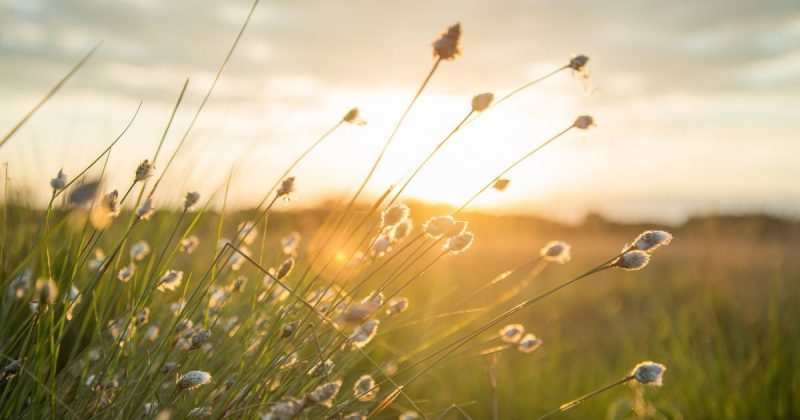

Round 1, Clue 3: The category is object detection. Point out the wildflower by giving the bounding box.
[381,204,409,228]
[631,361,666,386]
[307,359,334,377]
[3,360,22,380]
[135,159,155,182]
[50,169,68,191]
[117,264,135,283]
[276,177,296,201]
[275,258,295,280]
[65,285,81,320]
[102,190,121,217]
[343,107,367,125]
[177,371,212,389]
[573,115,595,130]
[236,221,258,245]
[35,278,58,305]
[471,92,494,112]
[424,215,467,238]
[354,375,378,401]
[281,321,299,338]
[394,219,413,241]
[444,231,474,254]
[180,235,200,254]
[499,324,525,343]
[386,297,409,316]
[136,198,155,220]
[346,320,379,350]
[493,178,510,192]
[184,191,201,210]
[186,330,212,351]
[399,412,420,420]
[8,268,32,299]
[518,333,543,353]
[88,249,107,271]
[433,23,462,60]
[568,54,589,72]
[130,240,150,261]
[613,250,650,271]
[370,234,392,257]
[144,325,159,341]
[306,380,341,407]
[631,230,673,252]
[540,241,571,264]
[187,406,213,418]
[281,232,301,255]
[156,270,183,292]
[262,398,304,420]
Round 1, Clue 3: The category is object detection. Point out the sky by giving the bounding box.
[0,0,799,223]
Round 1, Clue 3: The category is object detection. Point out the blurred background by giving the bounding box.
[1,0,799,223]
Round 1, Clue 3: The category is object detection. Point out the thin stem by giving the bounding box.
[537,375,634,419]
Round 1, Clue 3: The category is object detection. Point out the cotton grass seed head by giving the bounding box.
[117,264,135,283]
[187,406,213,418]
[370,234,392,257]
[306,380,342,407]
[444,231,474,254]
[130,240,150,261]
[135,159,155,182]
[135,198,155,220]
[632,230,673,252]
[493,178,510,192]
[346,320,380,350]
[540,241,571,264]
[262,397,304,420]
[50,169,68,191]
[354,375,378,401]
[343,107,367,125]
[631,361,666,386]
[177,370,211,389]
[102,190,121,217]
[614,250,651,271]
[499,324,525,343]
[518,333,543,353]
[183,191,200,210]
[8,268,31,299]
[433,23,462,60]
[423,215,459,238]
[307,359,335,377]
[156,270,183,292]
[281,231,301,255]
[186,330,212,351]
[276,177,296,201]
[381,204,409,228]
[275,257,295,280]
[568,54,589,71]
[3,360,22,380]
[574,115,595,130]
[393,219,413,241]
[180,235,200,254]
[471,92,494,112]
[386,297,409,316]
[35,278,58,305]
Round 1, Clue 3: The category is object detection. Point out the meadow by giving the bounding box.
[1,11,798,420]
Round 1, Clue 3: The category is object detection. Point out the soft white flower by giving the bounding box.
[353,375,378,401]
[381,204,409,228]
[631,361,666,386]
[614,250,650,271]
[518,333,543,353]
[444,231,474,254]
[540,241,571,264]
[346,320,379,350]
[176,371,211,389]
[471,92,494,112]
[386,297,409,316]
[156,270,183,292]
[370,235,392,257]
[50,169,68,191]
[306,380,341,407]
[180,236,200,254]
[631,230,673,252]
[499,324,525,343]
[117,264,135,283]
[130,240,150,261]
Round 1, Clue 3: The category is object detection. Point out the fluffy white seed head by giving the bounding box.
[50,169,68,191]
[117,264,135,283]
[346,320,380,350]
[281,231,301,255]
[569,54,589,71]
[102,190,121,217]
[156,270,183,292]
[35,278,58,305]
[424,215,465,238]
[180,236,200,254]
[614,250,651,271]
[540,241,571,264]
[632,230,673,252]
[499,324,525,343]
[631,361,666,386]
[574,115,595,130]
[261,398,304,420]
[307,359,335,377]
[393,219,413,241]
[135,159,155,182]
[343,107,367,125]
[176,370,211,389]
[276,177,296,201]
[518,333,543,353]
[433,23,462,60]
[306,380,342,407]
[354,375,378,401]
[135,198,155,220]
[471,92,494,112]
[183,191,201,210]
[370,235,392,257]
[130,240,150,261]
[444,231,474,255]
[386,297,409,316]
[88,249,107,272]
[8,269,32,300]
[381,204,410,228]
